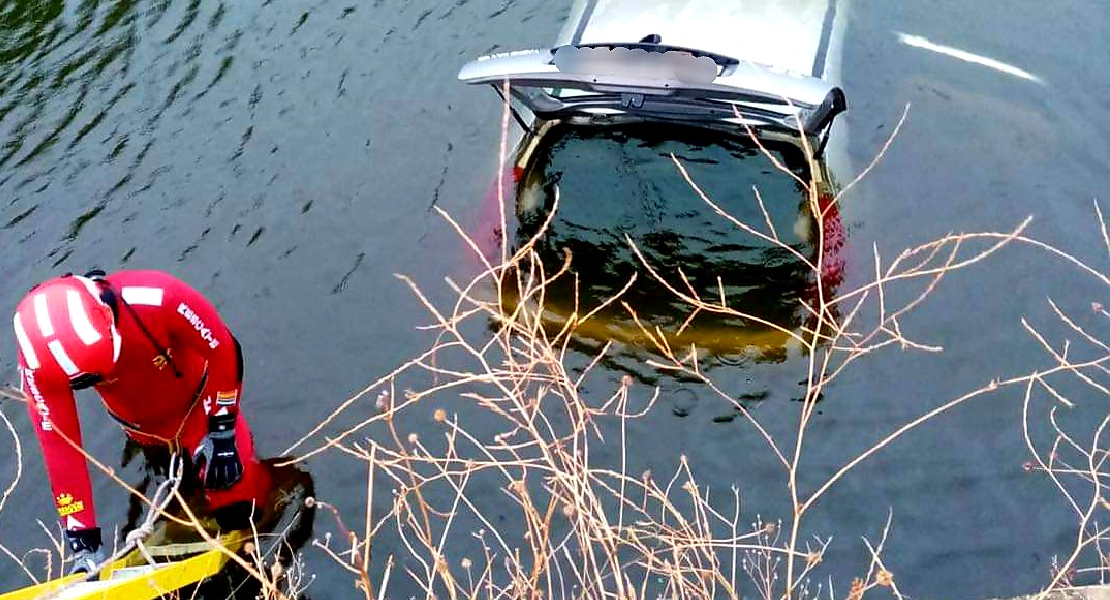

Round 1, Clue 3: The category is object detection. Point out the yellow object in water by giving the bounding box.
[0,530,250,600]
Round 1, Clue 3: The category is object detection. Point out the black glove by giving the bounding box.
[66,527,106,578]
[193,414,243,490]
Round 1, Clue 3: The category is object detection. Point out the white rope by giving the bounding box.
[134,539,156,568]
[124,522,156,547]
[106,453,184,565]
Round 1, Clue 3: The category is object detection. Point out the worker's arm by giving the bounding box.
[18,360,98,533]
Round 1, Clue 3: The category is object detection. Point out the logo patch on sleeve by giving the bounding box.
[56,493,85,516]
[215,391,237,406]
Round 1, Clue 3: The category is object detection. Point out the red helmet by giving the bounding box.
[13,274,121,389]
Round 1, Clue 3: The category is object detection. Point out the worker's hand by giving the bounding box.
[193,415,243,490]
[66,527,106,579]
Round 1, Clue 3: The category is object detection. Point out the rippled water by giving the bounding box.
[1,1,1108,599]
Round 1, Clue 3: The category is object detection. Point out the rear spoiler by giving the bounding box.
[458,43,847,137]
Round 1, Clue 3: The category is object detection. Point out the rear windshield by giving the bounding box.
[511,122,822,354]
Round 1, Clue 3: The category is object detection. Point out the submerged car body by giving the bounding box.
[458,0,849,365]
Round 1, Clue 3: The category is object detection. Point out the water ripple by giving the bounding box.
[163,0,201,45]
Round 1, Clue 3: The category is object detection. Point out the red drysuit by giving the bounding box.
[15,270,267,533]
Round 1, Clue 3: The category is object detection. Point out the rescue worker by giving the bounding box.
[11,268,269,576]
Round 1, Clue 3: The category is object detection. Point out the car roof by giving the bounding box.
[555,0,836,80]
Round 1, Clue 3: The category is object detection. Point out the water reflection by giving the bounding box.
[484,121,846,386]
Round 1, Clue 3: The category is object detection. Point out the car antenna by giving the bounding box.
[638,34,662,44]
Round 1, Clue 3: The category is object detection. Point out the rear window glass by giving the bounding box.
[511,123,823,353]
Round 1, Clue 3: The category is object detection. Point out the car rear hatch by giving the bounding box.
[457,42,846,137]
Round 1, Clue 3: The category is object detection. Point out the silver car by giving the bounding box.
[457,0,849,367]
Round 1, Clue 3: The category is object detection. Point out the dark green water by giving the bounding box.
[0,1,1107,599]
[513,123,819,376]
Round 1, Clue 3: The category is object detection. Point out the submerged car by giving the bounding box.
[457,0,849,368]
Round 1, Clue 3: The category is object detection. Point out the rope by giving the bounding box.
[101,453,184,569]
[38,454,185,599]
